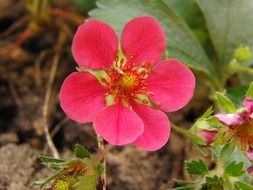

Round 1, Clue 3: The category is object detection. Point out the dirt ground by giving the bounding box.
[0,0,212,189]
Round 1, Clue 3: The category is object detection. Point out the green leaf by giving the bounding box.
[199,107,213,120]
[174,179,196,185]
[173,187,194,190]
[163,0,195,16]
[224,161,245,177]
[235,181,253,190]
[72,0,96,12]
[246,82,253,99]
[40,156,65,163]
[34,173,59,189]
[197,0,253,66]
[201,175,224,190]
[90,0,214,76]
[190,134,206,145]
[216,92,237,113]
[220,143,235,163]
[97,163,104,176]
[74,175,97,190]
[227,85,248,106]
[74,144,91,159]
[40,156,65,171]
[186,159,208,175]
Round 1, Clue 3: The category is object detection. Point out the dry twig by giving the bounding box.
[42,31,66,159]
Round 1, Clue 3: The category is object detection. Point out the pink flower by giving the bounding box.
[216,97,253,153]
[60,16,195,151]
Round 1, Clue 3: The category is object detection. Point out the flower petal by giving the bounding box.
[215,114,243,126]
[60,72,106,123]
[243,97,253,113]
[72,19,118,70]
[131,102,171,151]
[146,59,195,112]
[121,16,166,65]
[94,102,144,145]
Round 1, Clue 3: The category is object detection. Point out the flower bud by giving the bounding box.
[247,166,253,176]
[198,129,217,145]
[234,46,252,62]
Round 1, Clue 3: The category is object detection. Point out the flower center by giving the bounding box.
[104,54,152,104]
[118,73,139,91]
[232,118,253,149]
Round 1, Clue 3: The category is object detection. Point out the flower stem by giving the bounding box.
[171,123,190,136]
[97,135,106,190]
[229,65,253,75]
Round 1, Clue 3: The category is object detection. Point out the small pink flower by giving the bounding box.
[60,16,195,151]
[216,97,253,153]
[198,130,218,145]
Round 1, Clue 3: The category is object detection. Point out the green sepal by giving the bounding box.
[134,94,157,108]
[246,82,253,99]
[97,163,104,176]
[201,175,224,190]
[76,67,110,87]
[174,179,196,186]
[74,144,91,159]
[40,156,65,171]
[216,92,237,113]
[172,187,194,190]
[34,173,59,189]
[40,155,65,163]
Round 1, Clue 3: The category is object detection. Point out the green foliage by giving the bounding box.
[74,144,91,159]
[174,179,196,186]
[74,176,97,190]
[35,144,104,190]
[97,163,104,176]
[235,181,253,190]
[246,82,253,99]
[40,156,65,171]
[90,0,214,76]
[227,85,248,106]
[72,0,96,12]
[197,0,253,66]
[199,107,213,120]
[224,161,245,177]
[173,187,194,190]
[201,175,224,190]
[186,159,208,175]
[216,92,237,113]
[219,143,235,163]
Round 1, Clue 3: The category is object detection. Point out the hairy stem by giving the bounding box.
[97,135,106,190]
[171,123,190,136]
[229,64,253,75]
